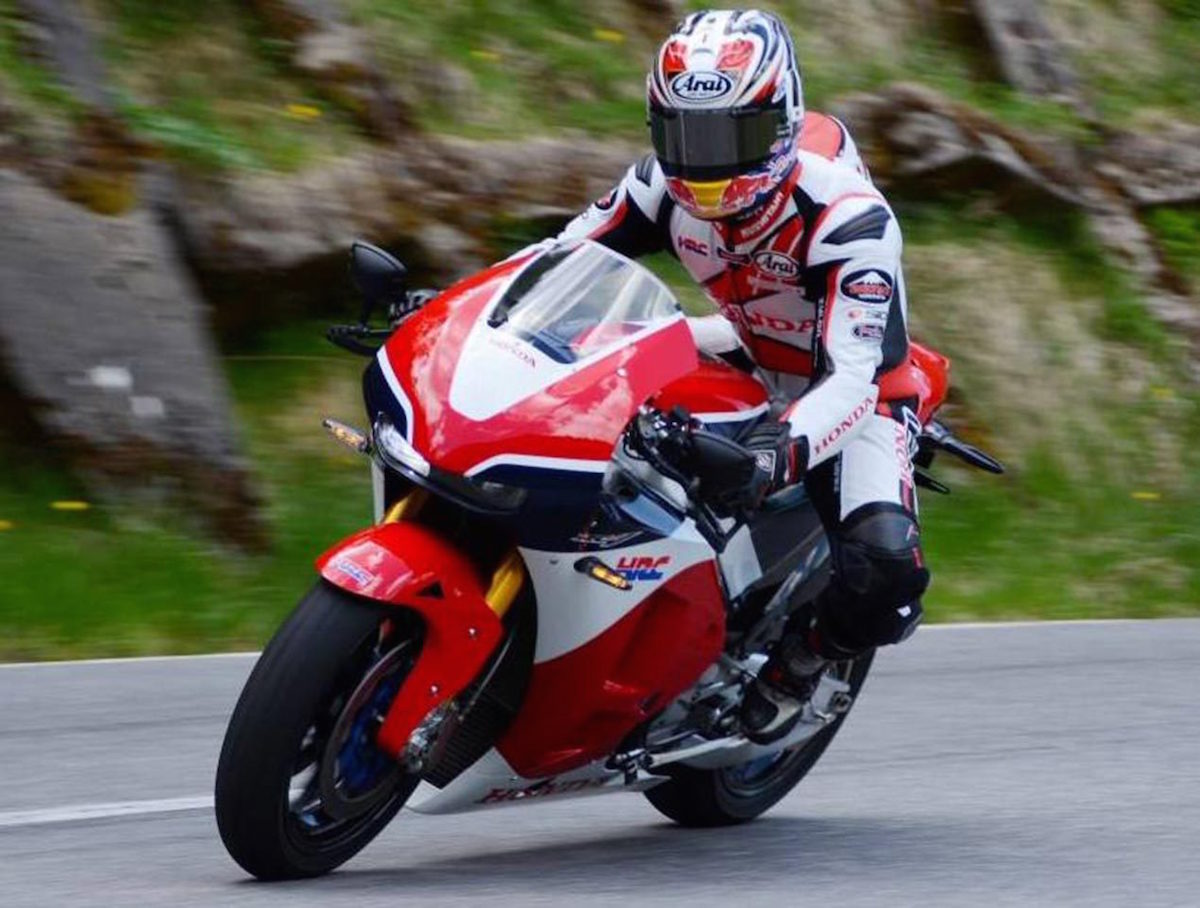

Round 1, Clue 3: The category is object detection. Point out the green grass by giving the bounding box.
[1146,206,1200,296]
[101,0,363,172]
[0,323,374,660]
[921,459,1200,622]
[347,0,650,138]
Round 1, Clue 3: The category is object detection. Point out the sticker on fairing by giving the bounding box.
[852,322,885,341]
[841,269,894,304]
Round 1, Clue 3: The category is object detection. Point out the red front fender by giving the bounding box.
[316,522,505,756]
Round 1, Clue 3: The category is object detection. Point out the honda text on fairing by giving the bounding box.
[213,238,1002,880]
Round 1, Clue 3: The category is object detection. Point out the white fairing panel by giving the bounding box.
[448,327,577,422]
[406,748,660,815]
[717,524,762,600]
[523,520,715,663]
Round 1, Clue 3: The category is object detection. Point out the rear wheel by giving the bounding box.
[644,650,874,827]
[215,581,421,880]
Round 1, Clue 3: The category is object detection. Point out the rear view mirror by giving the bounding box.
[350,241,408,324]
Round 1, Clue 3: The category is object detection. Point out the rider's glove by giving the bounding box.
[388,288,438,325]
[740,421,807,502]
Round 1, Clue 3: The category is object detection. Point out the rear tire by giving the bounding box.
[644,650,874,827]
[215,581,420,880]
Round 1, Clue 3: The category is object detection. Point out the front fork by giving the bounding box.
[318,485,526,760]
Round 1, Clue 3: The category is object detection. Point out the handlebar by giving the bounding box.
[327,289,438,357]
[622,405,757,552]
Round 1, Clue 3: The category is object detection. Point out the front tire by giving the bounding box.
[644,650,874,827]
[215,581,420,880]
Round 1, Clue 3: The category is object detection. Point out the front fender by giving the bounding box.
[316,523,505,756]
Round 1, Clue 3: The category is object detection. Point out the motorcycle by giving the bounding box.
[215,237,1003,880]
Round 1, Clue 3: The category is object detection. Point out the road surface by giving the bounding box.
[2,619,1198,907]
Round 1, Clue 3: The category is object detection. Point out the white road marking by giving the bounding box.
[0,796,213,829]
[0,651,259,670]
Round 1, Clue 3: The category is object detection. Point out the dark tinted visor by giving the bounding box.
[650,105,789,181]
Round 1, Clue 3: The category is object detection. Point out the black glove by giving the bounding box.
[388,288,438,325]
[740,421,807,500]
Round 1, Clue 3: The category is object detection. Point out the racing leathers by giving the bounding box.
[558,112,929,658]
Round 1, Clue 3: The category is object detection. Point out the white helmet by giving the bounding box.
[648,9,804,220]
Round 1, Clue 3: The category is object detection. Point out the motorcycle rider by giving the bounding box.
[552,9,929,742]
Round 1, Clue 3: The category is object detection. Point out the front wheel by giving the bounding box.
[215,581,421,880]
[644,650,874,827]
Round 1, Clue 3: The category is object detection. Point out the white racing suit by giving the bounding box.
[558,112,928,656]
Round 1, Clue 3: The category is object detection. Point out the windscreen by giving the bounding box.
[487,241,680,364]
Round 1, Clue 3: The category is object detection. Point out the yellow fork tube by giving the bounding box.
[382,488,429,524]
[485,550,526,619]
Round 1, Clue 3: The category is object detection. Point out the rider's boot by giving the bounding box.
[739,630,828,744]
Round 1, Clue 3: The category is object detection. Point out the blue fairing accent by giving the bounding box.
[696,414,763,440]
[363,360,407,438]
[470,463,605,493]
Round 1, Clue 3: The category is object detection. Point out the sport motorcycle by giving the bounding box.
[214,237,1003,879]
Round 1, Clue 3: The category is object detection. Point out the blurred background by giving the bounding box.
[0,0,1197,660]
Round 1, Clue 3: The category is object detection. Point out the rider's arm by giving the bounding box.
[556,154,671,259]
[687,313,745,358]
[781,194,905,469]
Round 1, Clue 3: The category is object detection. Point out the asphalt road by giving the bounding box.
[1,619,1198,907]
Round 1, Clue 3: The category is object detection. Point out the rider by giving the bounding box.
[553,9,929,742]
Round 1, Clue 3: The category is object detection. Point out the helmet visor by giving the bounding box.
[650,105,789,181]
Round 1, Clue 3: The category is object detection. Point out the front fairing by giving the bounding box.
[366,242,700,493]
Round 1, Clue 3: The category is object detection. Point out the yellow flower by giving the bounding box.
[593,28,625,44]
[0,519,13,531]
[285,103,322,121]
[470,49,501,62]
[51,500,91,511]
[1130,491,1161,501]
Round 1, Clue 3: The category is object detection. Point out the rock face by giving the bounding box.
[963,0,1088,111]
[11,0,113,111]
[834,83,1082,206]
[1094,125,1200,209]
[171,136,636,334]
[0,169,264,547]
[246,0,409,138]
[836,83,1200,358]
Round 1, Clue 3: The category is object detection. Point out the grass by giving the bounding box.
[100,0,366,172]
[346,0,650,138]
[0,323,374,660]
[1146,206,1200,297]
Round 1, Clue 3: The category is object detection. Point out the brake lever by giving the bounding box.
[326,323,391,357]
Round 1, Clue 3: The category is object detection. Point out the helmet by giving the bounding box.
[648,9,804,220]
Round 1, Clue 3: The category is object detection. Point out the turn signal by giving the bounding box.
[574,556,633,591]
[322,418,370,454]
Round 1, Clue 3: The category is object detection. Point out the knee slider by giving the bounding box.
[824,507,929,649]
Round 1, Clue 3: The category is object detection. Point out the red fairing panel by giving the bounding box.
[380,261,700,474]
[878,341,950,425]
[316,523,504,757]
[653,358,768,418]
[496,561,726,779]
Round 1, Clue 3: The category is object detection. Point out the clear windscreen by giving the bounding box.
[488,241,681,364]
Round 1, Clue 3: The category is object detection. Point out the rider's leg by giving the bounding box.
[741,411,928,742]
